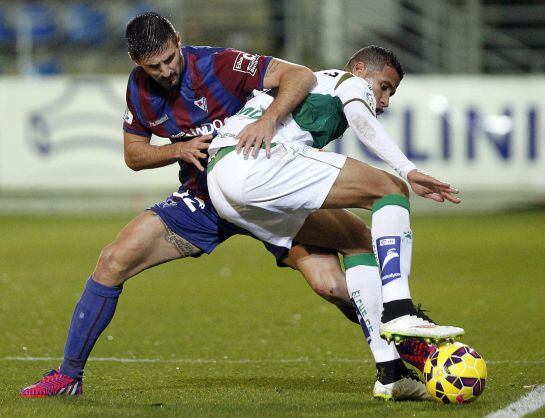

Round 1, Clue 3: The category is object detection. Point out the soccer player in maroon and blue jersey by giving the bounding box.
[123,41,288,256]
[20,13,430,400]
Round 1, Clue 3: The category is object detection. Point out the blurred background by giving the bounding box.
[0,0,544,214]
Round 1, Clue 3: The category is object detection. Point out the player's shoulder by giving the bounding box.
[184,45,249,73]
[184,45,228,57]
[184,45,242,65]
[318,69,371,91]
[310,69,361,94]
[314,69,366,90]
[315,69,353,82]
[315,69,376,115]
[315,69,350,78]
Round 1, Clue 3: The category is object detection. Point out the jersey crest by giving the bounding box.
[194,97,208,113]
[364,84,377,115]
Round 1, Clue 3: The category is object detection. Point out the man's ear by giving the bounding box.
[176,32,182,47]
[353,61,367,77]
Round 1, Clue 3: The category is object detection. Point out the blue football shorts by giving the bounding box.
[149,188,289,267]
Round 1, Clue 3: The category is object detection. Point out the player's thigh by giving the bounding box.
[96,211,198,279]
[322,157,409,210]
[285,244,349,303]
[293,209,372,255]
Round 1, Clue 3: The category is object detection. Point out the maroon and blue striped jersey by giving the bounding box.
[123,45,272,200]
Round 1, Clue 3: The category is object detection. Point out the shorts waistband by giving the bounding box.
[208,146,236,173]
[207,143,277,173]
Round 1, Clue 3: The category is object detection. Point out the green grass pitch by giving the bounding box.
[0,211,544,417]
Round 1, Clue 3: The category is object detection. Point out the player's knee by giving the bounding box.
[339,226,373,255]
[378,173,410,199]
[94,243,132,286]
[310,276,349,304]
[396,177,410,198]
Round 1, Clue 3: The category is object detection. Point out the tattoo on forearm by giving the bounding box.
[265,59,279,77]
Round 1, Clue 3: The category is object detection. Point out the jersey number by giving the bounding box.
[173,191,205,212]
[323,71,339,78]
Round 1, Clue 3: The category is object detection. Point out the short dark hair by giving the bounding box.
[125,12,177,62]
[344,45,404,80]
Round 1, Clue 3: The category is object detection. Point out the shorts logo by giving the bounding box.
[233,52,259,76]
[376,236,401,285]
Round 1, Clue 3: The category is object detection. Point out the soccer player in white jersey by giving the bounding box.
[208,46,464,355]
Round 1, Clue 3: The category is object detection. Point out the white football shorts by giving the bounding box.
[207,142,347,249]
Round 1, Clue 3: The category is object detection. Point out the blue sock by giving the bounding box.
[60,277,122,379]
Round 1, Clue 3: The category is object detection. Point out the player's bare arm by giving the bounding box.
[236,58,316,157]
[124,131,212,172]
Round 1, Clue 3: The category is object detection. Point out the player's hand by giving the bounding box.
[176,134,212,172]
[236,117,276,158]
[407,170,461,204]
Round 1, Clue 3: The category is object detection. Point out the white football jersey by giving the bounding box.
[210,69,377,153]
[309,69,377,117]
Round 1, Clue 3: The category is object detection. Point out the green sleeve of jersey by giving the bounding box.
[291,93,348,148]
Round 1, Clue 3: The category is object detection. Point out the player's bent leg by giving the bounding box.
[290,209,372,324]
[283,205,435,376]
[292,210,434,374]
[294,209,372,254]
[321,157,409,210]
[21,211,201,398]
[286,244,430,401]
[94,211,200,286]
[284,244,353,314]
[321,159,463,343]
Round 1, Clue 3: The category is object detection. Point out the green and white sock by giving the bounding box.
[371,194,413,304]
[344,253,399,363]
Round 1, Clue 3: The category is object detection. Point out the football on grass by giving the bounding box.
[423,342,487,403]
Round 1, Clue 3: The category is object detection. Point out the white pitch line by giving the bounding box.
[484,384,545,418]
[1,356,544,365]
[0,356,372,364]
